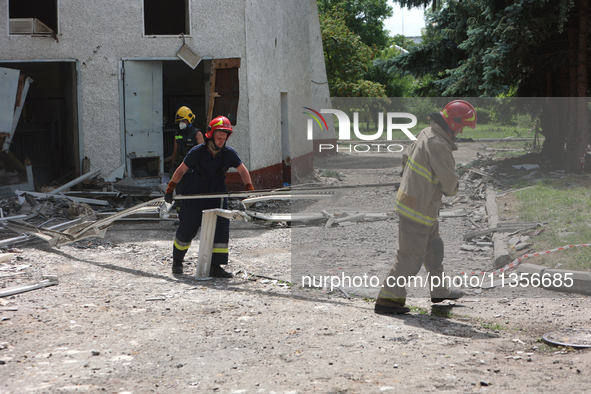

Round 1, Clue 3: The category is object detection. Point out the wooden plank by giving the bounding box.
[207,66,217,124]
[212,58,241,69]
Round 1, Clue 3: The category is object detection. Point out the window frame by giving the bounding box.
[7,0,59,36]
[142,0,191,38]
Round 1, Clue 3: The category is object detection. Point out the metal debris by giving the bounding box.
[0,253,15,263]
[543,329,591,348]
[0,278,58,298]
[48,170,101,194]
[464,222,541,241]
[16,190,109,206]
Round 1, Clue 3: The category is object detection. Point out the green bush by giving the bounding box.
[474,107,492,124]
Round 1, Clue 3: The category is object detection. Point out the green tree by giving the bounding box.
[318,0,394,49]
[389,34,417,52]
[320,6,387,97]
[370,39,416,97]
[387,0,590,173]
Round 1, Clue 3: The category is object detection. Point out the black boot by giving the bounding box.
[374,299,410,315]
[172,259,183,274]
[210,265,233,278]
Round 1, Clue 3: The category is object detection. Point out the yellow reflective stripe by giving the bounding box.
[465,113,475,122]
[407,157,439,184]
[395,200,437,226]
[212,248,228,254]
[174,239,191,251]
[175,135,183,140]
[378,287,405,300]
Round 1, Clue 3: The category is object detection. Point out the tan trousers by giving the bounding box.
[377,216,451,304]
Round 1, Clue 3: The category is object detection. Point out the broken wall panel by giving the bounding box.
[0,67,20,137]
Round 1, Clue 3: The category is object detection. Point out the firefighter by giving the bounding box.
[169,106,204,194]
[164,116,254,277]
[375,100,477,315]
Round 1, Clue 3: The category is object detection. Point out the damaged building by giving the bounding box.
[0,0,332,195]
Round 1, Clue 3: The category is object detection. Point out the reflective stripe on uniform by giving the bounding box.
[407,157,439,184]
[377,288,406,305]
[175,135,183,140]
[212,243,228,254]
[174,238,191,251]
[395,200,437,227]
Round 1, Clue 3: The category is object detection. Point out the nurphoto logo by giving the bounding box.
[303,107,418,153]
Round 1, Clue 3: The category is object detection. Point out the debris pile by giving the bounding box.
[0,170,175,247]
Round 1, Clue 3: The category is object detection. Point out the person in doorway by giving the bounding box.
[168,106,204,194]
[164,116,254,277]
[375,100,477,315]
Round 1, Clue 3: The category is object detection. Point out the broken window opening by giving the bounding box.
[162,60,206,173]
[144,0,189,36]
[131,157,160,178]
[207,58,240,125]
[8,0,58,35]
[0,62,80,191]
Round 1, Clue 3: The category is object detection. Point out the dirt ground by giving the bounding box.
[1,141,591,394]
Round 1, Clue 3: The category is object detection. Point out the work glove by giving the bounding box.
[245,183,255,192]
[165,181,177,203]
[443,181,459,197]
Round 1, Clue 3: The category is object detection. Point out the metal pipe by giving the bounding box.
[49,169,101,194]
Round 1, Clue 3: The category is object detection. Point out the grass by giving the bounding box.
[481,322,505,331]
[409,305,428,315]
[430,306,454,318]
[534,342,559,353]
[510,176,591,271]
[320,169,343,181]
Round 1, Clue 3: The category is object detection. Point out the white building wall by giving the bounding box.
[0,0,329,180]
[308,0,334,140]
[0,0,247,176]
[245,0,314,170]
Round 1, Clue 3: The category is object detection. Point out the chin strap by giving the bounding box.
[207,139,222,153]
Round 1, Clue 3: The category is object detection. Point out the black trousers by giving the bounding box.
[172,198,229,266]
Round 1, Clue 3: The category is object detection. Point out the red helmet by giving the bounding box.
[205,116,233,140]
[440,100,477,132]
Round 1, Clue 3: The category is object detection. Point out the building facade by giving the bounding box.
[0,0,331,191]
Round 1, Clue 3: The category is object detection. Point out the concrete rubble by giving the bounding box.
[1,154,589,296]
[0,171,405,250]
[454,159,591,296]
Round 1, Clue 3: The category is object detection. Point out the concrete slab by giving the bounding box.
[515,263,546,276]
[493,232,512,268]
[542,269,591,296]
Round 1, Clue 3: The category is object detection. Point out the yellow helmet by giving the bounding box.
[175,106,195,124]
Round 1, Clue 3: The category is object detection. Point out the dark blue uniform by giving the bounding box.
[172,144,242,267]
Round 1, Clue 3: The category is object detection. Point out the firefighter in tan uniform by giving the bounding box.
[375,100,477,315]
